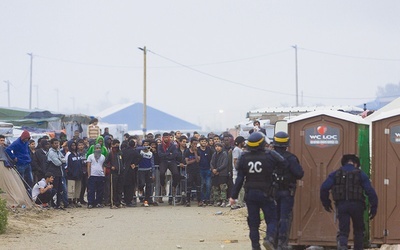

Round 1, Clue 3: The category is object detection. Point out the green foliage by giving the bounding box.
[0,197,8,234]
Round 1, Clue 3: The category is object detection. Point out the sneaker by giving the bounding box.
[110,205,118,209]
[96,204,104,208]
[80,200,87,205]
[262,237,275,250]
[87,205,93,209]
[220,202,226,207]
[215,201,221,207]
[126,203,136,207]
[40,203,49,209]
[76,202,82,208]
[118,204,124,208]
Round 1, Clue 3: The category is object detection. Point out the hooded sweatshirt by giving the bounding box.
[86,135,108,158]
[5,132,31,166]
[66,140,83,180]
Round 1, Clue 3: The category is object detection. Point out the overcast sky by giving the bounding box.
[1,1,399,131]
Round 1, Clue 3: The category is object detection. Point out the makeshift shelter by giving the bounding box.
[97,102,200,132]
[0,162,33,208]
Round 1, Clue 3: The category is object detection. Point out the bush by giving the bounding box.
[0,190,8,234]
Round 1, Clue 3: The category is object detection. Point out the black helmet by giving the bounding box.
[247,132,266,151]
[273,131,290,147]
[341,154,360,166]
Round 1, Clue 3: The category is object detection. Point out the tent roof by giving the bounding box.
[97,102,200,131]
[249,105,363,114]
[288,110,369,125]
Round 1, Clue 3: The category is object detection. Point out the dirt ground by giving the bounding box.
[0,202,253,250]
[1,203,397,250]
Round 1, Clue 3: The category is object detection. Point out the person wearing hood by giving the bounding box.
[86,143,106,209]
[104,139,124,208]
[6,130,34,196]
[86,135,108,159]
[66,140,84,207]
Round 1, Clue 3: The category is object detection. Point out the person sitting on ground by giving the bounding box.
[32,172,56,208]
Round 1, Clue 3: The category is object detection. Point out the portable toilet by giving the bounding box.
[287,110,370,247]
[370,108,400,244]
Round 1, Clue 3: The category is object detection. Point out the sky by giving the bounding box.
[1,1,400,132]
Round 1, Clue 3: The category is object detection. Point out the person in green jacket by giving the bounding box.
[86,136,108,158]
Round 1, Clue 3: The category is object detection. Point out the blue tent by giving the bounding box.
[97,102,200,132]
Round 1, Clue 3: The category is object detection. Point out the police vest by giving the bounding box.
[241,151,274,193]
[332,168,364,202]
[273,151,298,190]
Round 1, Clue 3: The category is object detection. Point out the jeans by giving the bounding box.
[35,188,57,205]
[16,163,33,197]
[87,176,105,206]
[245,189,277,249]
[200,169,211,201]
[61,176,69,206]
[52,176,68,207]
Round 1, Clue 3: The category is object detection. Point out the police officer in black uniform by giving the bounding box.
[272,131,304,250]
[320,154,378,250]
[230,132,288,250]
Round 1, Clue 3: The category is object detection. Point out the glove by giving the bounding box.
[369,208,377,220]
[324,204,333,213]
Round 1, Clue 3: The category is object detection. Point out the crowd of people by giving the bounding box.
[1,117,259,211]
[0,117,378,250]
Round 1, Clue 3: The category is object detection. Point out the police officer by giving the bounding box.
[320,154,378,250]
[272,131,304,250]
[229,132,288,250]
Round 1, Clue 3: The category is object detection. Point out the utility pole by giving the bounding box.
[3,80,10,107]
[292,45,299,107]
[138,46,147,138]
[27,53,33,109]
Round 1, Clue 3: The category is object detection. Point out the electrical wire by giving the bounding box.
[299,47,400,62]
[147,49,382,101]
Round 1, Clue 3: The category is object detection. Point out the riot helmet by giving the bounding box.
[273,131,290,147]
[247,132,266,151]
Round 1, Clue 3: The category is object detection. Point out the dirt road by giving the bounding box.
[1,203,252,250]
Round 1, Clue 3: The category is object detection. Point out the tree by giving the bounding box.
[376,83,400,100]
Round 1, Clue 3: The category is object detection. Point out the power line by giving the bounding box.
[148,49,381,101]
[34,49,291,69]
[35,55,139,68]
[299,47,400,62]
[148,49,290,96]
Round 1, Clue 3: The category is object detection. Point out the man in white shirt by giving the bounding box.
[32,172,56,207]
[87,144,106,209]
